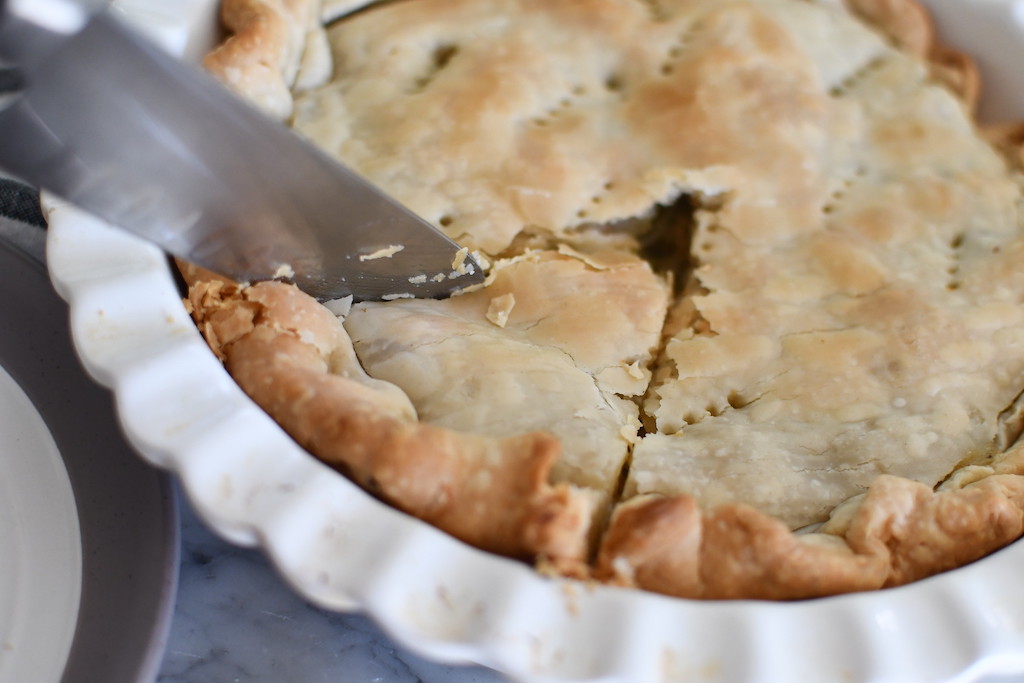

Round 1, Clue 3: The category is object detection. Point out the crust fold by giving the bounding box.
[595,463,1024,600]
[846,0,979,110]
[204,0,331,119]
[984,123,1024,172]
[844,0,932,56]
[184,272,593,563]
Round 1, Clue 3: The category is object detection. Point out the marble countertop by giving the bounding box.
[152,484,1024,683]
[155,484,508,683]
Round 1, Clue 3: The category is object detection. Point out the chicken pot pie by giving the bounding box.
[189,0,1024,599]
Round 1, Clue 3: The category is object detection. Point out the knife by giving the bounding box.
[0,0,484,301]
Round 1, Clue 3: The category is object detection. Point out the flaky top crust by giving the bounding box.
[198,0,1024,600]
[344,249,670,504]
[301,0,829,255]
[182,265,594,562]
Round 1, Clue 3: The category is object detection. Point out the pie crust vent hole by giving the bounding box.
[585,181,618,210]
[828,54,890,98]
[532,85,590,127]
[604,73,625,93]
[682,394,750,424]
[660,24,700,76]
[823,167,867,214]
[727,391,749,409]
[641,0,671,23]
[412,43,459,92]
[947,232,965,290]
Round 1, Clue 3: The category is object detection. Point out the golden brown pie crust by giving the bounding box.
[203,0,336,119]
[191,0,1024,600]
[594,453,1024,599]
[182,263,595,563]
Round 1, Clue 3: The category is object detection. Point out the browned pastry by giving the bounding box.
[595,446,1024,599]
[985,122,1024,172]
[843,0,980,110]
[844,0,933,56]
[191,0,1024,600]
[203,0,334,119]
[182,265,594,563]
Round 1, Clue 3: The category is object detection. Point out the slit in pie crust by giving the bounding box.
[192,0,1024,599]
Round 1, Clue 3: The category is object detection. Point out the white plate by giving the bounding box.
[0,230,179,682]
[0,364,80,683]
[45,1,1024,681]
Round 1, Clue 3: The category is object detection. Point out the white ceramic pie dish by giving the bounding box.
[45,0,1024,681]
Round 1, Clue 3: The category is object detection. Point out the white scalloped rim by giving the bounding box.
[45,1,1024,681]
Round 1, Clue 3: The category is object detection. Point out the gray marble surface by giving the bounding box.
[156,485,508,683]
[152,486,1024,683]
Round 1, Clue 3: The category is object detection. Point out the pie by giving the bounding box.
[188,0,1024,599]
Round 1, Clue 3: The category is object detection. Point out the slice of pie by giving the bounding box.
[192,0,1024,599]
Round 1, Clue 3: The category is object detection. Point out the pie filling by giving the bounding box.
[193,0,1024,599]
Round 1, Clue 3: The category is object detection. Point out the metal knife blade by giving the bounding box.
[0,1,484,301]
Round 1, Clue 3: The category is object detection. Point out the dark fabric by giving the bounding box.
[0,178,45,227]
[0,66,42,227]
[0,67,24,93]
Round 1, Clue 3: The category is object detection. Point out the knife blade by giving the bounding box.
[0,0,484,301]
